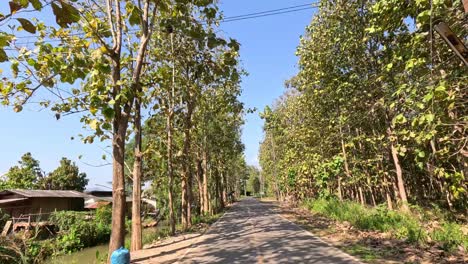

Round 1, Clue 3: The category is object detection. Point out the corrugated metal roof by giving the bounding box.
[93,196,133,203]
[85,201,111,209]
[0,190,90,198]
[0,198,28,204]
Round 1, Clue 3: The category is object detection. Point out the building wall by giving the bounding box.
[0,197,84,219]
[0,200,32,218]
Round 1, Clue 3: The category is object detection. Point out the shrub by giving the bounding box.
[0,209,9,229]
[50,210,111,253]
[303,198,465,250]
[430,222,468,251]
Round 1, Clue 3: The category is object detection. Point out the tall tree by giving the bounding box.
[1,153,43,189]
[39,158,88,191]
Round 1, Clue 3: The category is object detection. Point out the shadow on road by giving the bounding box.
[179,198,360,264]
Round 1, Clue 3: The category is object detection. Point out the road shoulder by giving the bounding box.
[270,199,466,264]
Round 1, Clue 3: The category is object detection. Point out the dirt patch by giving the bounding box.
[270,201,467,264]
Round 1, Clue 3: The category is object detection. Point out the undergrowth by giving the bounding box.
[303,198,467,252]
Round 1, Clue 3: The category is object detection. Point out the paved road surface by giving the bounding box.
[133,198,361,264]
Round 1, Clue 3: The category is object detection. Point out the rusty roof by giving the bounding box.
[0,190,90,198]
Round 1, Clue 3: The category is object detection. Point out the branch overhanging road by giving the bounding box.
[133,198,362,264]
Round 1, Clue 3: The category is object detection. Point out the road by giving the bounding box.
[132,198,361,264]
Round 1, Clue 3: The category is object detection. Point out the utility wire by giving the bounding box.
[11,2,319,43]
[222,6,317,23]
[222,3,315,20]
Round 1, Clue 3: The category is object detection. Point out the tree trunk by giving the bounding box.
[108,43,128,256]
[109,117,128,255]
[181,176,188,230]
[131,97,142,251]
[167,31,176,235]
[369,187,377,207]
[358,186,365,205]
[220,170,226,210]
[386,186,393,210]
[181,99,193,230]
[337,176,343,201]
[340,125,352,183]
[214,167,221,212]
[389,129,409,212]
[270,135,280,201]
[202,148,209,214]
[187,169,193,228]
[166,89,176,235]
[197,158,204,215]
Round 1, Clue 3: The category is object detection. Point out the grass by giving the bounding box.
[303,198,467,252]
[344,244,379,261]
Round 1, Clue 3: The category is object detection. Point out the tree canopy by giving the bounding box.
[259,0,467,211]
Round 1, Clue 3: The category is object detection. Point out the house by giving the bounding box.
[0,189,89,218]
[84,189,132,216]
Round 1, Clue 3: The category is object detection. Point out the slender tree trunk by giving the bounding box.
[181,175,188,229]
[131,97,142,251]
[340,126,351,181]
[202,148,209,214]
[386,187,393,210]
[187,169,193,228]
[167,32,176,235]
[337,176,343,201]
[197,158,204,215]
[181,99,193,230]
[166,108,176,235]
[214,167,221,212]
[220,169,226,210]
[358,186,365,205]
[369,187,377,207]
[270,135,280,201]
[388,128,409,212]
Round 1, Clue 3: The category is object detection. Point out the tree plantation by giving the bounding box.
[0,0,467,263]
[260,1,467,211]
[1,0,246,261]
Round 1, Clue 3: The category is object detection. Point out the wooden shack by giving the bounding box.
[0,190,88,218]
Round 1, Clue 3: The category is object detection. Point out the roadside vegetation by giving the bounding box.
[259,0,467,261]
[304,199,467,252]
[0,206,225,264]
[1,0,247,259]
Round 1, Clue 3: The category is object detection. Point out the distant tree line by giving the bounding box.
[0,153,88,192]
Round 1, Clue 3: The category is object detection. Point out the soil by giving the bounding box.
[277,201,467,264]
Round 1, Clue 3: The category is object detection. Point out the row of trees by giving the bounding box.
[260,0,467,211]
[1,0,248,259]
[0,153,88,191]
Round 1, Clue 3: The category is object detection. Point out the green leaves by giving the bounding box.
[16,18,36,33]
[51,1,80,28]
[259,0,467,207]
[0,49,7,62]
[129,7,142,26]
[29,0,42,10]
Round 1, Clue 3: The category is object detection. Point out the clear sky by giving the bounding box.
[0,1,315,190]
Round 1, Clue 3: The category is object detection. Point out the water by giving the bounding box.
[46,244,108,264]
[46,226,162,264]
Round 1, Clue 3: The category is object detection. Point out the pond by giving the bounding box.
[45,226,163,264]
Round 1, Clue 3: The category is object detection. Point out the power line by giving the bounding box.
[222,6,318,23]
[11,2,319,44]
[222,3,315,20]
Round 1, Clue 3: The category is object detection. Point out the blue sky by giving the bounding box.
[0,1,316,189]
